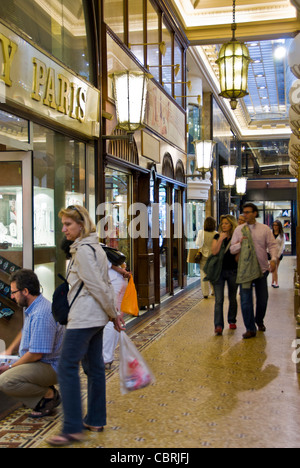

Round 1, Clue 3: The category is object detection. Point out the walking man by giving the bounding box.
[230,203,278,339]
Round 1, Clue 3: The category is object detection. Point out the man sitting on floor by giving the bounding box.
[0,269,64,418]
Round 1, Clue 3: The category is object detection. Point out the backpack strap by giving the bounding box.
[61,244,96,309]
[69,281,84,308]
[85,244,96,258]
[58,273,68,283]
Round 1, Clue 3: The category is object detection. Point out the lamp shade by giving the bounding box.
[236,177,247,195]
[221,165,238,188]
[216,28,252,110]
[112,71,149,132]
[194,140,215,173]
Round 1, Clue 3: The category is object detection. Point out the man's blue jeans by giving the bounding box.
[214,269,238,329]
[240,272,269,332]
[58,327,106,434]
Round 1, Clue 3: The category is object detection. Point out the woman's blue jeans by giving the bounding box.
[214,269,238,329]
[58,327,106,434]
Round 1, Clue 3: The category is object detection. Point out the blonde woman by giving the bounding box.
[48,205,125,447]
[211,215,238,336]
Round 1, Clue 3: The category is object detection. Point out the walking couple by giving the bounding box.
[206,203,278,339]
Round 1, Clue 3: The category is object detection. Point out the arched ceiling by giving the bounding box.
[170,0,300,140]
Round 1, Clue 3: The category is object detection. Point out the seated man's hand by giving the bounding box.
[0,364,10,375]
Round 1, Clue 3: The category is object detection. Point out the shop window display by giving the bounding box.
[33,123,95,300]
[0,162,23,323]
[0,174,22,249]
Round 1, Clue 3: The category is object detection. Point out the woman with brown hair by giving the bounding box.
[196,217,217,299]
[211,215,238,336]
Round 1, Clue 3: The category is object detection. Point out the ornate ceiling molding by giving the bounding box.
[172,1,299,43]
[176,0,297,27]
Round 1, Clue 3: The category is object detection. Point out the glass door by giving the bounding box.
[0,152,32,342]
[0,153,32,271]
[172,188,182,291]
[159,185,170,297]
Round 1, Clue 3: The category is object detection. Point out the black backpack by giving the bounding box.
[52,274,83,325]
[52,244,98,325]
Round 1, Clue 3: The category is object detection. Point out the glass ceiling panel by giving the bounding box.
[243,38,294,122]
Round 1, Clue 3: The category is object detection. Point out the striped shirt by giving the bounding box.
[19,294,64,372]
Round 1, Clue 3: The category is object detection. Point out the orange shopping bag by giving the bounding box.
[120,277,139,316]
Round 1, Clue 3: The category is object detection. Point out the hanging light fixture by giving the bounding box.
[194,140,215,174]
[216,0,253,110]
[221,165,238,188]
[112,71,149,133]
[236,177,248,195]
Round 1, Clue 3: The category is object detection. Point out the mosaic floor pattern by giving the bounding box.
[0,285,203,448]
[1,258,300,448]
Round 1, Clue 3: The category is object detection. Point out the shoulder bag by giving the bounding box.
[52,273,83,325]
[203,240,231,284]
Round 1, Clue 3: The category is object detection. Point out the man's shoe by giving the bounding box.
[242,331,256,339]
[257,324,266,332]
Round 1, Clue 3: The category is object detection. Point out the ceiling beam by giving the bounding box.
[187,19,300,45]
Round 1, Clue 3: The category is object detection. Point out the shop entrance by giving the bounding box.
[0,152,32,348]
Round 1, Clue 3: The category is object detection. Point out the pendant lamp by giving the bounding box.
[216,0,253,110]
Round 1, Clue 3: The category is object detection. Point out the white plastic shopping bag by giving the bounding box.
[119,331,155,394]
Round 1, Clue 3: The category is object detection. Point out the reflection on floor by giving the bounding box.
[1,257,300,448]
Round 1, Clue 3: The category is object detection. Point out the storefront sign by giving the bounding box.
[0,23,100,138]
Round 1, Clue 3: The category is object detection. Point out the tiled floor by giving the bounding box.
[1,257,300,448]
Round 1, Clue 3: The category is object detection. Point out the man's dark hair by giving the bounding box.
[242,202,259,218]
[9,269,41,296]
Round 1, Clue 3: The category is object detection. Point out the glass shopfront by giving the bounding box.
[0,0,98,309]
[0,114,96,305]
[158,182,185,298]
[186,200,206,282]
[159,185,170,297]
[252,200,296,255]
